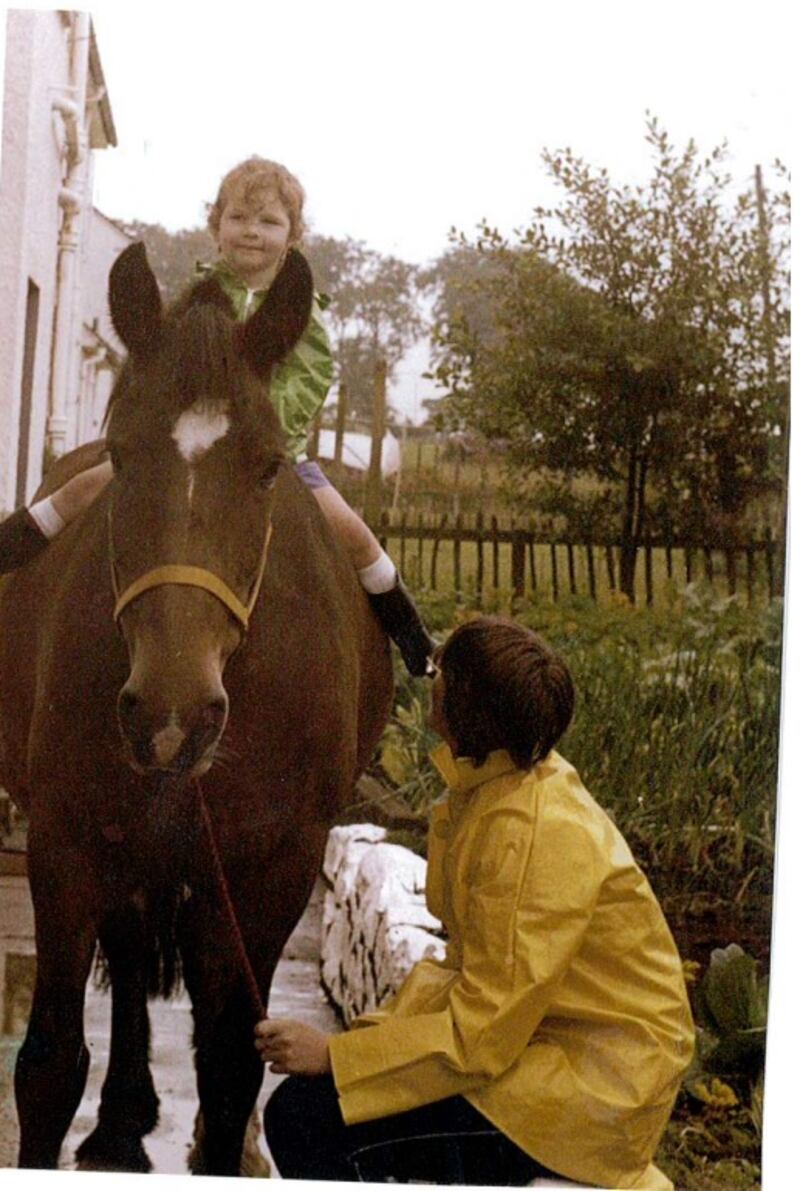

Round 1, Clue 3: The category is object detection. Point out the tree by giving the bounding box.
[432,117,790,598]
[305,236,425,420]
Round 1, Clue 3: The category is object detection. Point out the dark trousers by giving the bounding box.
[264,1074,558,1184]
[0,508,49,575]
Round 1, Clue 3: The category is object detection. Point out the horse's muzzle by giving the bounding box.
[117,687,228,779]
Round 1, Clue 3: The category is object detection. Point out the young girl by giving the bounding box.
[0,157,434,677]
[255,617,695,1189]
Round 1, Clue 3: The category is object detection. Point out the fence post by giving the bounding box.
[364,358,387,525]
[551,542,559,602]
[511,530,526,602]
[605,544,615,591]
[567,541,577,596]
[586,542,597,601]
[307,411,321,461]
[528,518,537,592]
[491,516,500,589]
[454,512,463,598]
[431,513,448,592]
[399,510,407,577]
[333,382,348,484]
[476,511,484,603]
[378,509,389,551]
[644,533,654,607]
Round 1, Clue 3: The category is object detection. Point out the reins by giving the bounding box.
[197,783,266,1022]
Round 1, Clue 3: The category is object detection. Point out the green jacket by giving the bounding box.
[197,258,334,462]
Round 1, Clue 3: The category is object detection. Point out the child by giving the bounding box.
[0,461,112,576]
[256,616,695,1189]
[0,156,434,677]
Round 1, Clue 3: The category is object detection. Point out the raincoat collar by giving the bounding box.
[429,742,518,794]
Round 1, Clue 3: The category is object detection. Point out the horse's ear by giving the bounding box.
[108,242,163,356]
[239,249,314,378]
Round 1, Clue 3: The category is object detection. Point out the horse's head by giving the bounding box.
[105,242,313,780]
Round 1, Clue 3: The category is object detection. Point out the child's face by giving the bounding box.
[215,188,293,285]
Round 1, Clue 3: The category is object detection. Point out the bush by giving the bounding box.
[380,585,781,944]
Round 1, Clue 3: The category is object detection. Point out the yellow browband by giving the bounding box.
[112,523,273,633]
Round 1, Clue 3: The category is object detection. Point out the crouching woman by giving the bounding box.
[256,616,694,1189]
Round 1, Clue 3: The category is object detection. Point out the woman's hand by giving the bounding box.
[254,1018,332,1075]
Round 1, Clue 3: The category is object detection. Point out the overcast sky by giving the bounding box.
[2,1,793,420]
[85,0,791,263]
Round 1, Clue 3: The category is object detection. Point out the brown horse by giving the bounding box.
[0,243,393,1174]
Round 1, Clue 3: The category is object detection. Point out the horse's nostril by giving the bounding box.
[117,688,141,732]
[202,697,228,729]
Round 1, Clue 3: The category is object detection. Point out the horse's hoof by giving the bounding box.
[75,1127,152,1173]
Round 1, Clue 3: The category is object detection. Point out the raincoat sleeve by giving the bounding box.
[268,297,334,461]
[328,802,606,1123]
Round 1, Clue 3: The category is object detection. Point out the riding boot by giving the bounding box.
[368,578,436,677]
[0,508,50,576]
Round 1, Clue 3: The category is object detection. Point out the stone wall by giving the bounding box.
[320,824,445,1025]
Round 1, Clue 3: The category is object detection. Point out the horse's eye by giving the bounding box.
[258,459,281,490]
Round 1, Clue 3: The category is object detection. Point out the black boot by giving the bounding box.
[368,578,436,677]
[0,508,50,576]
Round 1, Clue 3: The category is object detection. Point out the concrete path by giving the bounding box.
[1,876,340,1175]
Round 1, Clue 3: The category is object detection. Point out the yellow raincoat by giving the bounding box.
[329,745,694,1191]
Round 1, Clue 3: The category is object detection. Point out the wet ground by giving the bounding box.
[1,874,339,1175]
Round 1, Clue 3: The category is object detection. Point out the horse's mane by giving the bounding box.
[105,280,259,426]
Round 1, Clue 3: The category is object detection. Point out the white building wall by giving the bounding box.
[0,10,118,513]
[0,10,70,512]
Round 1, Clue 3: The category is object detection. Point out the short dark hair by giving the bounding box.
[438,616,575,770]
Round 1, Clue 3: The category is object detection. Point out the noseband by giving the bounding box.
[109,513,273,633]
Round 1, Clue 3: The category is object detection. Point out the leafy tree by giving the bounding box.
[305,235,425,420]
[431,117,790,598]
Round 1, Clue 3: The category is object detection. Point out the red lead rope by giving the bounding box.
[196,783,266,1022]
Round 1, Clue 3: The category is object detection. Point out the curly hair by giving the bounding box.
[207,156,306,244]
[438,616,575,770]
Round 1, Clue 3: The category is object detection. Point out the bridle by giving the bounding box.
[109,506,274,634]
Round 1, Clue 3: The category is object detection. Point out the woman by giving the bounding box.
[255,616,694,1188]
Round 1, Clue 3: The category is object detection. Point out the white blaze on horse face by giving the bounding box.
[172,403,230,503]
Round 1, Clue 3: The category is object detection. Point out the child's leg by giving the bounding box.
[0,460,112,575]
[296,463,435,677]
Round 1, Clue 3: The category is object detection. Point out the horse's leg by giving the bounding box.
[74,903,159,1172]
[180,838,324,1178]
[15,834,97,1169]
[180,897,269,1178]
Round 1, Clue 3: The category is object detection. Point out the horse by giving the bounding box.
[0,242,394,1174]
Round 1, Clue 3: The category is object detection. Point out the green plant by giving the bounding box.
[691,944,768,1084]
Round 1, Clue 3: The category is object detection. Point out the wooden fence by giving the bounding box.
[371,511,782,606]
